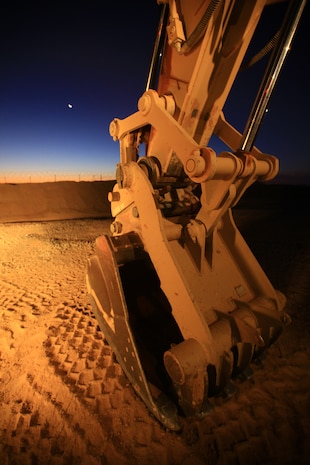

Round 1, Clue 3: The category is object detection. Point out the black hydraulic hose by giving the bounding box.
[180,0,221,55]
[240,29,281,72]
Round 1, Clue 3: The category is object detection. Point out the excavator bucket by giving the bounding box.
[87,232,184,430]
[86,0,304,429]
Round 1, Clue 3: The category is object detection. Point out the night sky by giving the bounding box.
[0,1,309,184]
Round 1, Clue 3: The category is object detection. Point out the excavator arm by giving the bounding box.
[87,0,306,430]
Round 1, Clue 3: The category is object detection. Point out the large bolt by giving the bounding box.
[185,158,196,174]
[185,150,206,176]
[110,221,122,234]
[109,119,119,141]
[108,191,120,202]
[138,93,152,115]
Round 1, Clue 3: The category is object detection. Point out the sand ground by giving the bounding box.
[0,182,309,464]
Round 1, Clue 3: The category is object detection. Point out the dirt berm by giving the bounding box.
[0,180,115,223]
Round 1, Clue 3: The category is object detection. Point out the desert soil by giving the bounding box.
[0,190,309,465]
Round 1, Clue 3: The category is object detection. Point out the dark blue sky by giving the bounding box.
[0,1,309,184]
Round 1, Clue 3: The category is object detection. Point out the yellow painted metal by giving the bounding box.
[86,0,300,427]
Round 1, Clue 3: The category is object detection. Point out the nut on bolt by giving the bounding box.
[110,221,122,234]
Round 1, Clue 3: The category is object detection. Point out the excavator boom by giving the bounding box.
[87,0,306,430]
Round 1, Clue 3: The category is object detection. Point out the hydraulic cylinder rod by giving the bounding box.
[145,4,168,91]
[240,0,307,152]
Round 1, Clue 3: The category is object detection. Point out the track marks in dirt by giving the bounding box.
[0,367,118,465]
[180,400,273,465]
[44,304,198,465]
[174,344,310,465]
[1,219,310,465]
[45,303,303,465]
[0,279,51,318]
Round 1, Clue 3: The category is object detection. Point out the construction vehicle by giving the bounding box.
[86,0,306,430]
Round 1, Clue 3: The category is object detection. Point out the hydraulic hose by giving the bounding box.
[240,30,281,72]
[180,0,221,55]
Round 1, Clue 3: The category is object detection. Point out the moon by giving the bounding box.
[68,103,73,109]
